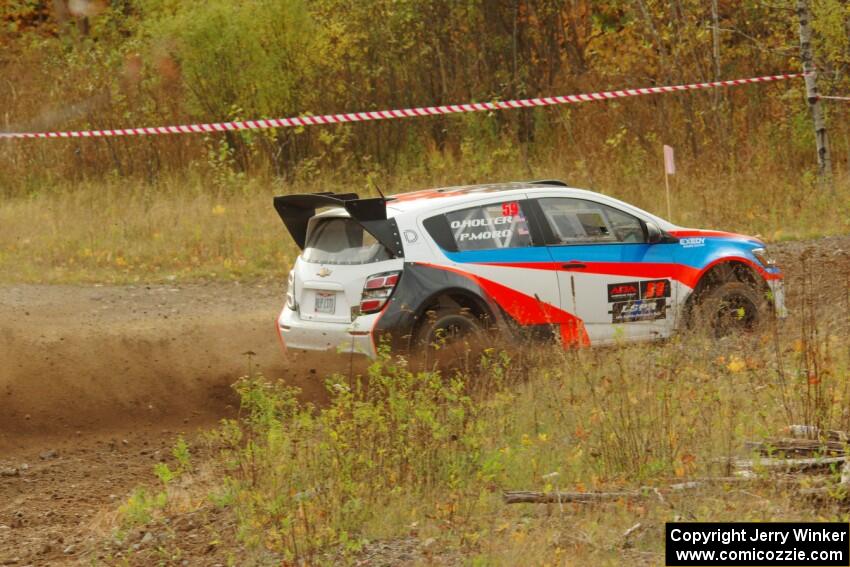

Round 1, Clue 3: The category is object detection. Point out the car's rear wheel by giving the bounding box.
[692,281,770,337]
[414,307,488,373]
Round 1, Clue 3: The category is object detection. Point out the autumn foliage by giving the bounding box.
[1,0,848,193]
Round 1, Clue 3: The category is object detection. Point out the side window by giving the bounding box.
[434,200,533,251]
[537,198,645,244]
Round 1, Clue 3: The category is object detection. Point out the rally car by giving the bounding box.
[273,180,784,358]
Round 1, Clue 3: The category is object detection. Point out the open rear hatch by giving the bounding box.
[273,192,404,257]
[274,193,405,323]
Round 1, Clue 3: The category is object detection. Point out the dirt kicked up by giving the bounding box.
[0,280,364,564]
[0,282,340,451]
[1,236,850,564]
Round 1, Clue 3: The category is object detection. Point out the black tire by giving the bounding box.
[414,307,487,372]
[692,281,770,338]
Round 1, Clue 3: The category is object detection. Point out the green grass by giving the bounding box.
[0,175,298,284]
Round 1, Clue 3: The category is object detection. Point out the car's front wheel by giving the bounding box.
[692,281,770,337]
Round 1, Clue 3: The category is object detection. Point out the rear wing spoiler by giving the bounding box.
[273,192,404,257]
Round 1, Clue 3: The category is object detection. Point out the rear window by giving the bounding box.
[439,200,533,251]
[302,217,393,265]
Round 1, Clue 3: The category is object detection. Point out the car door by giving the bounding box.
[529,195,679,343]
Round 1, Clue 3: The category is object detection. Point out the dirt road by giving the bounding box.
[0,281,336,452]
[1,236,849,564]
[0,281,354,564]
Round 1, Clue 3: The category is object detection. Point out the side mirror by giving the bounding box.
[645,221,664,244]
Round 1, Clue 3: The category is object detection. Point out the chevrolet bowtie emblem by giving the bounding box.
[317,267,332,278]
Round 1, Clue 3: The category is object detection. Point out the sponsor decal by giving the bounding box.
[611,299,667,323]
[608,279,671,302]
[640,279,671,299]
[456,228,513,242]
[607,278,671,322]
[608,282,640,302]
[450,216,516,229]
[449,207,531,244]
[451,215,518,242]
[680,237,706,248]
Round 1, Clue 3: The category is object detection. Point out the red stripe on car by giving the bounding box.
[417,263,590,347]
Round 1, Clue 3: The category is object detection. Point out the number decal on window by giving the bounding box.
[501,202,519,217]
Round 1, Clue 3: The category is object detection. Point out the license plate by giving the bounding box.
[314,292,336,314]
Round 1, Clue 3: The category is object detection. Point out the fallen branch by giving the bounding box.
[505,474,840,505]
[503,490,640,504]
[505,439,850,506]
[745,438,847,456]
[506,480,750,503]
[785,425,850,442]
[622,522,643,547]
[733,455,847,472]
[668,477,779,490]
[684,475,831,486]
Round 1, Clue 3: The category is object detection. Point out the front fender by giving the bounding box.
[673,235,781,288]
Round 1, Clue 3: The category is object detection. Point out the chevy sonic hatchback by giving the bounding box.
[273,180,784,357]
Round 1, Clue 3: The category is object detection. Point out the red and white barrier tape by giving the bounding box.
[0,72,804,140]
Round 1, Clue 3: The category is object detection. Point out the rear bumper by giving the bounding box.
[278,306,379,356]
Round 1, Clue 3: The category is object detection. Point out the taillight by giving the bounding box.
[285,270,296,310]
[359,271,401,314]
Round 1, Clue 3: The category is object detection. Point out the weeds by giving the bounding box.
[209,352,515,561]
[119,436,194,530]
[101,249,850,564]
[152,436,192,486]
[118,488,167,529]
[185,289,850,563]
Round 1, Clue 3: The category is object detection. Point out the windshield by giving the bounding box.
[302,217,393,265]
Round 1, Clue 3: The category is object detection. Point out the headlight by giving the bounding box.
[752,247,776,267]
[285,271,296,309]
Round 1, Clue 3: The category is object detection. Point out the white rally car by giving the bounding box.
[274,180,784,357]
